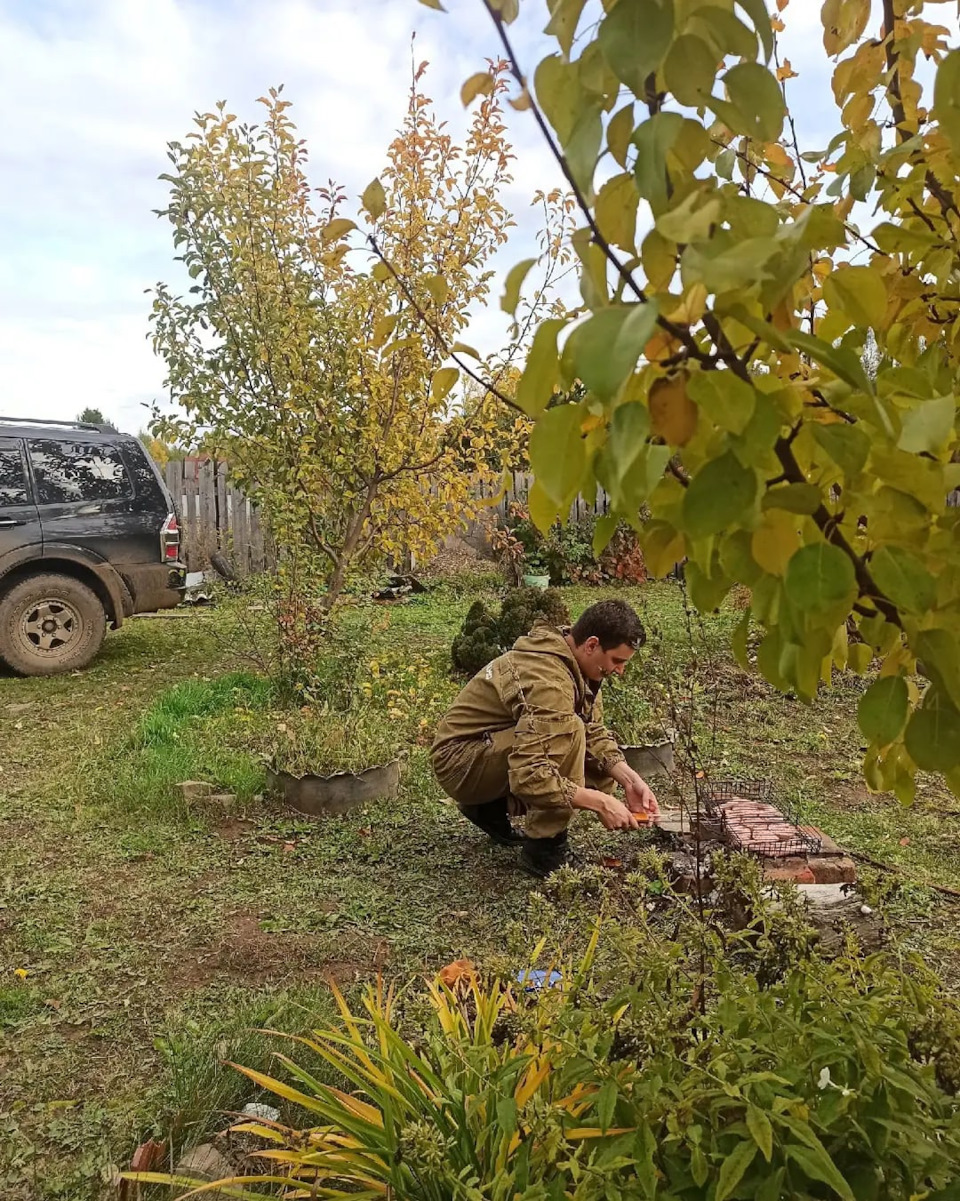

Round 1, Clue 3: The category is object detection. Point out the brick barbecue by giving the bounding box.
[701,780,857,886]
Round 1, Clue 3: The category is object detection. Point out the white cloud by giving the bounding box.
[0,0,842,433]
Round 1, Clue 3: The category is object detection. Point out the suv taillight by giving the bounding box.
[160,513,180,562]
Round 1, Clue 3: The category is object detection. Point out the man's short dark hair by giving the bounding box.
[570,600,646,651]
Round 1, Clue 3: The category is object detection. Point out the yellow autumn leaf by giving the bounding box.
[361,177,387,220]
[321,217,357,244]
[461,72,494,108]
[649,374,698,446]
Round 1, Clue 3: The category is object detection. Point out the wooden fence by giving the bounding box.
[164,462,612,576]
[164,459,271,576]
[165,457,960,577]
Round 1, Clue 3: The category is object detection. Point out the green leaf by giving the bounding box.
[784,542,857,616]
[682,451,757,538]
[431,367,459,402]
[592,513,619,556]
[687,560,733,611]
[811,423,871,477]
[904,689,960,773]
[598,0,674,95]
[564,103,603,199]
[596,403,671,513]
[735,0,773,60]
[762,483,822,515]
[361,179,386,220]
[530,404,586,506]
[516,319,567,416]
[528,478,562,531]
[715,63,785,142]
[716,1139,758,1201]
[496,1095,517,1135]
[535,54,584,144]
[545,0,588,58]
[933,49,960,154]
[897,394,956,456]
[607,103,635,168]
[915,628,960,711]
[787,331,878,401]
[633,112,685,212]
[501,259,537,318]
[597,1079,618,1132]
[564,303,659,402]
[823,265,887,330]
[656,193,721,245]
[784,1143,854,1201]
[664,35,717,107]
[858,675,909,746]
[870,546,936,614]
[595,173,640,254]
[688,372,756,434]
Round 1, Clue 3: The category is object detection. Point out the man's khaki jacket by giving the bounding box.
[431,623,625,809]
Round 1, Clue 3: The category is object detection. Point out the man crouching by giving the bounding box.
[430,598,660,878]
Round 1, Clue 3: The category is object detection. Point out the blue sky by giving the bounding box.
[0,0,833,434]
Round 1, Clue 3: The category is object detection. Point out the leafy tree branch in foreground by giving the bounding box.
[425,0,960,803]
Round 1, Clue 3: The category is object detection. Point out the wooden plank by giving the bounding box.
[215,461,229,552]
[232,487,249,577]
[198,459,217,568]
[249,504,265,574]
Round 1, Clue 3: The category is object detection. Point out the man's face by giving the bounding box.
[576,637,635,682]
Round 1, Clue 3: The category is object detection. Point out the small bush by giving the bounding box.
[451,588,571,675]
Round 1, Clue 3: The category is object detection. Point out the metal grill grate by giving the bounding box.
[698,778,823,859]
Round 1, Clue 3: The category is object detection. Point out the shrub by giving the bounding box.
[494,503,647,587]
[451,588,571,674]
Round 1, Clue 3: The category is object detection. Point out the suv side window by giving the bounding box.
[29,439,132,505]
[0,438,29,507]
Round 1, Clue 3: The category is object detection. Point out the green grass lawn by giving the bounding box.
[1,578,958,1199]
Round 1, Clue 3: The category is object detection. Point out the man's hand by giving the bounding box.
[596,794,640,831]
[571,786,639,830]
[611,762,661,821]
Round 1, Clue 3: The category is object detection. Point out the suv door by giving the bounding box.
[27,437,147,562]
[0,436,41,568]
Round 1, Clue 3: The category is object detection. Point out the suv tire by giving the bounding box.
[0,573,107,676]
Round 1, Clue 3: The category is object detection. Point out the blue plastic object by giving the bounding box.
[516,969,563,992]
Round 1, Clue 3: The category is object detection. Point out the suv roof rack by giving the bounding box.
[0,416,118,433]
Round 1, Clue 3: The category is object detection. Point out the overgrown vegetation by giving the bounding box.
[146,858,960,1199]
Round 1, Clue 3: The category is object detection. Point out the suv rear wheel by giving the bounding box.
[0,573,107,676]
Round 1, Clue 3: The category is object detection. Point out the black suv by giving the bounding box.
[0,418,186,675]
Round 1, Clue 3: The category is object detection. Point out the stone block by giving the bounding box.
[173,1143,234,1193]
[176,781,214,802]
[796,883,854,908]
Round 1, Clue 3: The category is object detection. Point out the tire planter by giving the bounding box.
[267,758,401,816]
[522,574,551,590]
[621,740,675,777]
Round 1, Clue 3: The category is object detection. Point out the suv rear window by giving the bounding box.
[0,438,29,507]
[29,439,132,505]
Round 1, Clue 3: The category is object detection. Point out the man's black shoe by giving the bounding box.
[520,831,570,878]
[460,798,523,846]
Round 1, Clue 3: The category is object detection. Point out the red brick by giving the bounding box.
[764,860,816,884]
[808,855,857,884]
